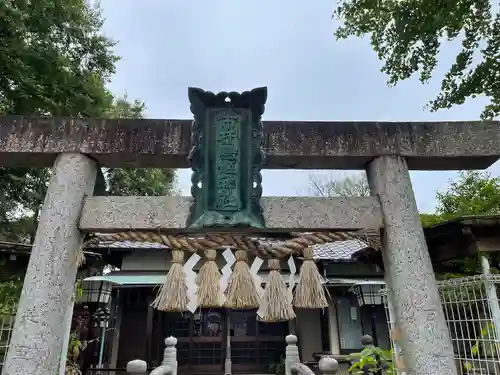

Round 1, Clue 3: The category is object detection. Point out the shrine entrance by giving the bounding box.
[229,310,287,373]
[4,86,494,375]
[157,309,224,374]
[156,309,287,374]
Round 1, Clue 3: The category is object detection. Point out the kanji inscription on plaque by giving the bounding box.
[214,110,241,211]
[186,87,267,229]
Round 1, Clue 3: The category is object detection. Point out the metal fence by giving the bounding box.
[0,301,17,372]
[85,368,160,375]
[383,273,500,375]
[85,369,128,375]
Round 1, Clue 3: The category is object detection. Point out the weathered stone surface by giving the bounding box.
[79,196,383,232]
[126,360,147,374]
[1,116,499,169]
[3,153,97,375]
[367,155,457,375]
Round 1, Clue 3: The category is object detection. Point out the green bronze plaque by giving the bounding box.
[186,87,267,229]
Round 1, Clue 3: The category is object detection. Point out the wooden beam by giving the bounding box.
[1,116,499,169]
[79,196,383,233]
[476,236,500,252]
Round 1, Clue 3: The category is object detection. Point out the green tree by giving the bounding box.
[436,170,500,217]
[333,0,500,119]
[428,170,500,275]
[421,170,500,227]
[0,0,117,116]
[420,213,444,227]
[0,0,117,242]
[0,95,178,241]
[103,96,177,197]
[0,2,177,242]
[308,170,500,273]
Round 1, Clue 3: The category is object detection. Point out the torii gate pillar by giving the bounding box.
[367,155,457,375]
[2,153,97,375]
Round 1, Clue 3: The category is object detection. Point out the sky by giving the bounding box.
[100,0,499,213]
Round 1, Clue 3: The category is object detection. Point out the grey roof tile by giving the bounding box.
[94,238,368,260]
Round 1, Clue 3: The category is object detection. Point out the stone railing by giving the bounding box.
[126,334,339,375]
[126,336,177,375]
[285,335,339,375]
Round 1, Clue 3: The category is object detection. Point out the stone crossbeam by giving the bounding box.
[1,116,499,170]
[79,196,383,232]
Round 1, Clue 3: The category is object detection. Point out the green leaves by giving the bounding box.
[422,170,500,276]
[269,356,286,375]
[348,346,394,374]
[0,168,49,242]
[0,277,23,315]
[0,0,116,242]
[463,320,500,370]
[104,95,178,197]
[0,2,179,240]
[0,0,118,117]
[107,168,177,197]
[333,0,500,119]
[65,332,84,375]
[420,170,500,230]
[436,170,500,217]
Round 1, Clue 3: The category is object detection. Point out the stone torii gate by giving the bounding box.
[1,87,499,375]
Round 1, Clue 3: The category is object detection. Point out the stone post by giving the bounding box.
[224,313,231,375]
[2,153,97,375]
[161,336,178,375]
[481,256,500,349]
[361,334,374,348]
[367,156,457,375]
[285,334,300,375]
[127,359,148,374]
[318,357,339,375]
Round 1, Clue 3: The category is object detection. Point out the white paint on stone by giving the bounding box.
[2,153,97,375]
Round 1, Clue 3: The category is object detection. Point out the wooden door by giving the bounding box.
[159,309,225,375]
[156,309,287,374]
[230,309,288,373]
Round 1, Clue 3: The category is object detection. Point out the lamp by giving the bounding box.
[348,281,385,347]
[75,277,116,371]
[93,307,111,368]
[76,279,114,305]
[349,282,384,306]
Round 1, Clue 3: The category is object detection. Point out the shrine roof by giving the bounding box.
[91,238,368,261]
[0,240,101,259]
[353,213,500,267]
